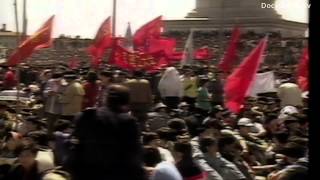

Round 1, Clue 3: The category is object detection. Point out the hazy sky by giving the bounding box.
[0,0,309,38]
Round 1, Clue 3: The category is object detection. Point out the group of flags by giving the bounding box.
[6,15,309,114]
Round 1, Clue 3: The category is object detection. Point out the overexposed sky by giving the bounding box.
[0,0,309,38]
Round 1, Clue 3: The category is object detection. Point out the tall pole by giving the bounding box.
[22,0,28,41]
[219,0,225,61]
[112,0,117,37]
[13,0,20,45]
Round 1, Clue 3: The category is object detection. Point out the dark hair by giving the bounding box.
[86,71,98,83]
[100,70,113,77]
[143,146,162,167]
[27,131,48,147]
[142,132,159,145]
[15,143,38,156]
[273,131,289,144]
[54,119,71,132]
[203,119,224,130]
[51,72,63,79]
[174,142,203,178]
[199,137,217,153]
[106,84,130,112]
[278,167,308,180]
[278,142,307,159]
[264,113,278,124]
[218,134,237,151]
[133,70,144,78]
[174,142,192,159]
[168,118,186,132]
[156,127,177,141]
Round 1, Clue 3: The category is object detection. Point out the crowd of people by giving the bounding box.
[0,57,308,180]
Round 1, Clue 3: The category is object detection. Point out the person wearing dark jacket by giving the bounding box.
[65,84,147,180]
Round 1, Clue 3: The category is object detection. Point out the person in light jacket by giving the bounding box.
[59,72,85,120]
[158,67,183,109]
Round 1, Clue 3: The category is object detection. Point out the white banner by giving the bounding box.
[248,71,276,97]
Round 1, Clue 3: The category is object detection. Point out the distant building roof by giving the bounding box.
[0,31,20,37]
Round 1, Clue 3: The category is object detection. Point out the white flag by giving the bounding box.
[180,30,194,66]
[248,71,276,97]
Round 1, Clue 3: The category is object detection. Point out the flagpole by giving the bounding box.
[22,0,28,41]
[112,0,117,36]
[13,0,20,44]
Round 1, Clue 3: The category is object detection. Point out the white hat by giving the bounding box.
[237,118,254,127]
[302,91,309,99]
[278,106,298,119]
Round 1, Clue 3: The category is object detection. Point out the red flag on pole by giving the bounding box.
[88,17,113,69]
[8,15,54,66]
[69,57,80,70]
[219,26,241,73]
[297,47,309,91]
[133,16,163,49]
[224,37,268,113]
[194,46,214,60]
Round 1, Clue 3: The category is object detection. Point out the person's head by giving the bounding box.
[277,166,308,180]
[142,132,160,148]
[209,105,224,118]
[156,127,177,147]
[178,102,189,111]
[54,119,72,133]
[154,103,168,113]
[272,131,289,146]
[99,70,113,84]
[143,146,162,167]
[279,142,307,164]
[27,130,49,147]
[199,77,209,88]
[4,131,22,151]
[237,118,254,135]
[173,142,193,162]
[0,101,8,114]
[203,119,224,138]
[284,116,301,131]
[15,143,38,169]
[168,118,187,134]
[133,70,144,79]
[218,134,240,160]
[24,116,42,132]
[42,70,52,81]
[106,84,130,113]
[199,137,218,155]
[63,71,77,83]
[86,71,98,84]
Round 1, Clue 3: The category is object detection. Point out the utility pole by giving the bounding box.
[22,0,28,41]
[112,0,117,36]
[13,0,20,45]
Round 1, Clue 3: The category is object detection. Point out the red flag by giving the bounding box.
[224,37,268,113]
[194,46,214,60]
[8,16,54,66]
[297,48,309,91]
[219,26,241,73]
[69,57,80,70]
[88,17,113,69]
[148,37,176,56]
[133,16,163,49]
[110,44,168,72]
[168,51,184,61]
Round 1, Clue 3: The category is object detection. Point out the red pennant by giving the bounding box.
[224,37,268,113]
[297,47,309,91]
[8,15,54,66]
[88,17,113,69]
[219,26,241,73]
